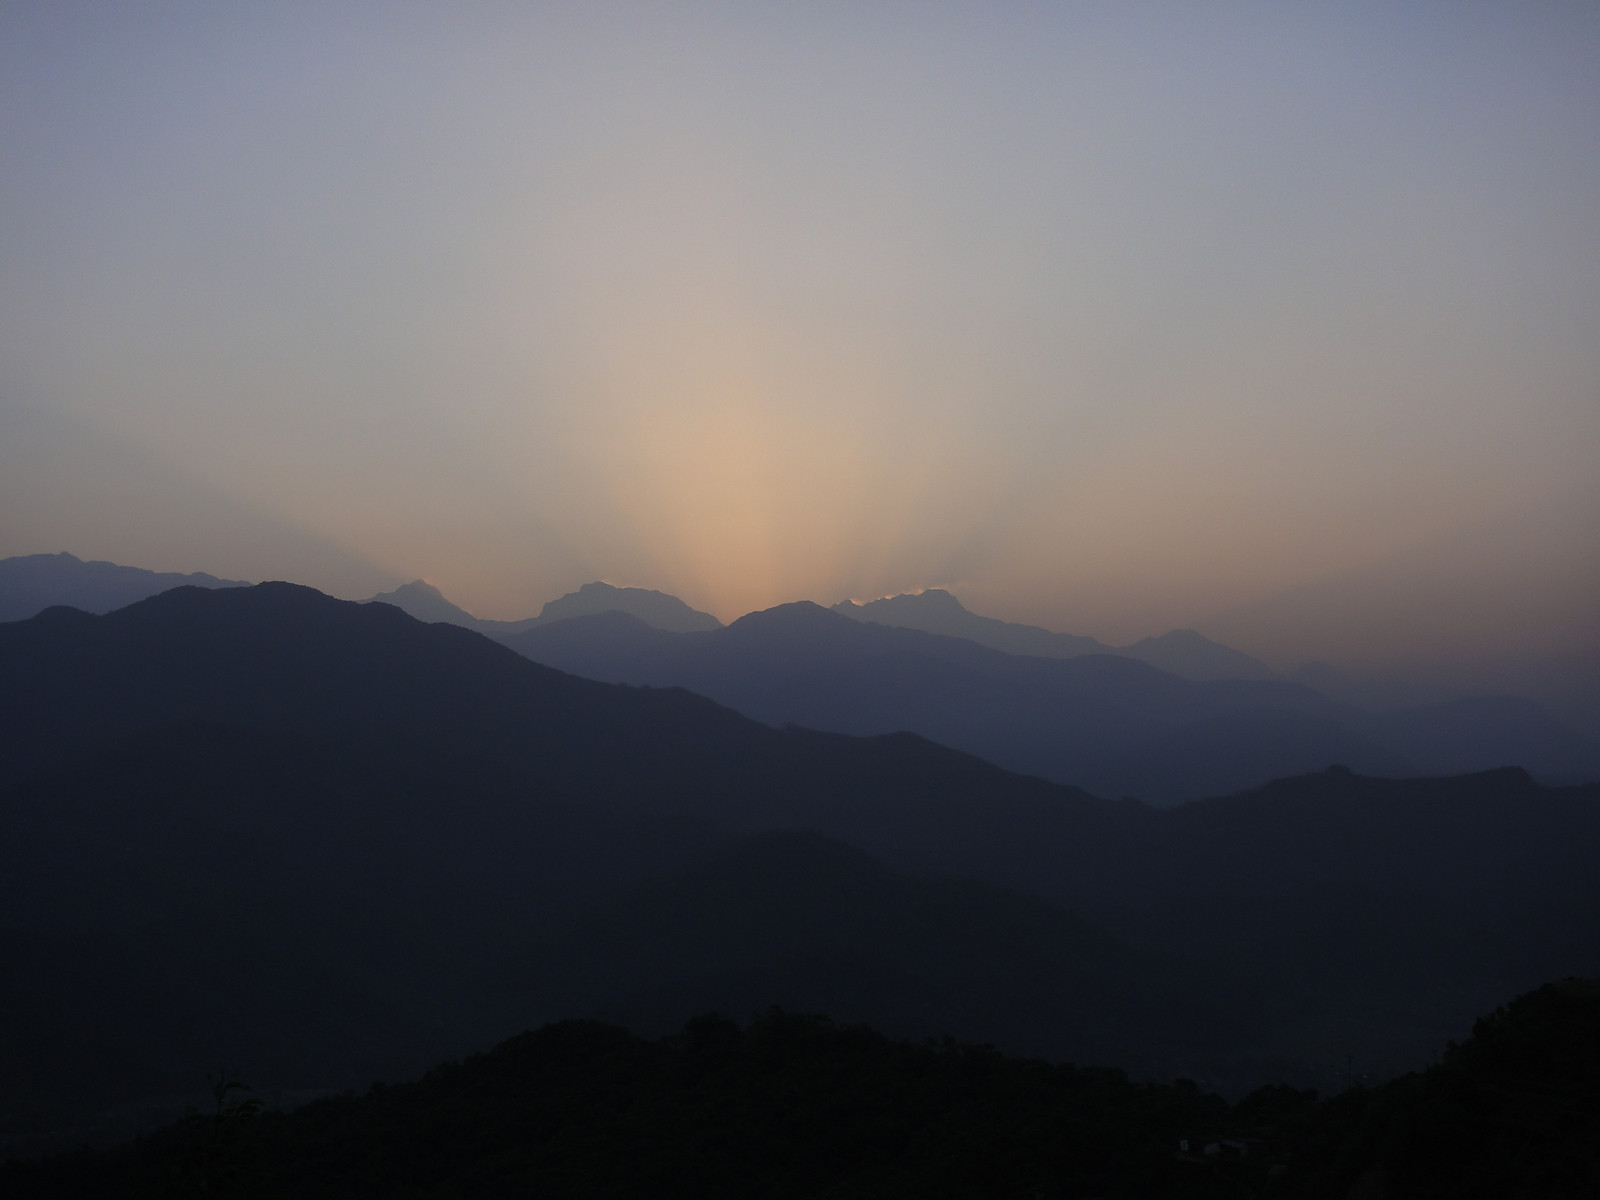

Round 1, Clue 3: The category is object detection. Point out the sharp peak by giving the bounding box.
[394,579,446,596]
[857,588,967,608]
[744,599,834,615]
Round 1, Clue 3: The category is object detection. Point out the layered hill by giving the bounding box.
[364,579,721,637]
[0,584,1138,1138]
[833,589,1273,681]
[505,829,1213,1077]
[4,584,1599,1144]
[531,580,722,632]
[505,603,1600,803]
[0,552,247,623]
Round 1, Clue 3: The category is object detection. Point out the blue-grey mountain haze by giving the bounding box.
[1,2,1595,706]
[4,581,1598,1140]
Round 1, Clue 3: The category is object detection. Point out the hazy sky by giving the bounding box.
[2,2,1596,672]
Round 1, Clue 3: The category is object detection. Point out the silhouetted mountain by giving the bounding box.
[766,760,1600,1091]
[5,583,1600,1145]
[530,580,722,632]
[363,578,721,637]
[510,830,1218,1078]
[360,578,547,638]
[833,589,1112,656]
[0,551,247,623]
[506,603,1600,802]
[363,578,495,628]
[1119,627,1275,681]
[0,583,1120,1136]
[832,588,1273,681]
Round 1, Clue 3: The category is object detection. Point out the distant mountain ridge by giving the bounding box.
[364,578,722,636]
[507,601,1600,804]
[367,576,1267,680]
[533,581,723,632]
[0,552,248,623]
[833,589,1273,681]
[833,590,1112,658]
[364,579,498,629]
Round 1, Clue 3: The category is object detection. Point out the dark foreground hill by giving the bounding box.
[503,830,1222,1078]
[8,979,1598,1199]
[0,583,1121,1138]
[504,603,1600,802]
[3,584,1599,1145]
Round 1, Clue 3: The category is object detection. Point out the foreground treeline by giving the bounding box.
[7,979,1596,1199]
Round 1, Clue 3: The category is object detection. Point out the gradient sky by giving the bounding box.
[2,2,1596,674]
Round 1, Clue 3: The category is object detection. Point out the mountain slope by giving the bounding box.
[364,578,722,637]
[510,830,1218,1075]
[363,579,504,630]
[833,589,1273,681]
[0,583,1132,1130]
[507,603,1600,802]
[530,580,722,632]
[4,583,1600,1137]
[832,589,1112,657]
[0,551,247,622]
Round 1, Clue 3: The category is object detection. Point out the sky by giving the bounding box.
[2,1,1597,678]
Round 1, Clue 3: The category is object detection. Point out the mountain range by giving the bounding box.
[363,578,723,637]
[834,588,1274,681]
[504,602,1600,804]
[3,581,1599,1148]
[0,555,727,640]
[0,552,247,623]
[360,576,1273,684]
[5,551,1596,803]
